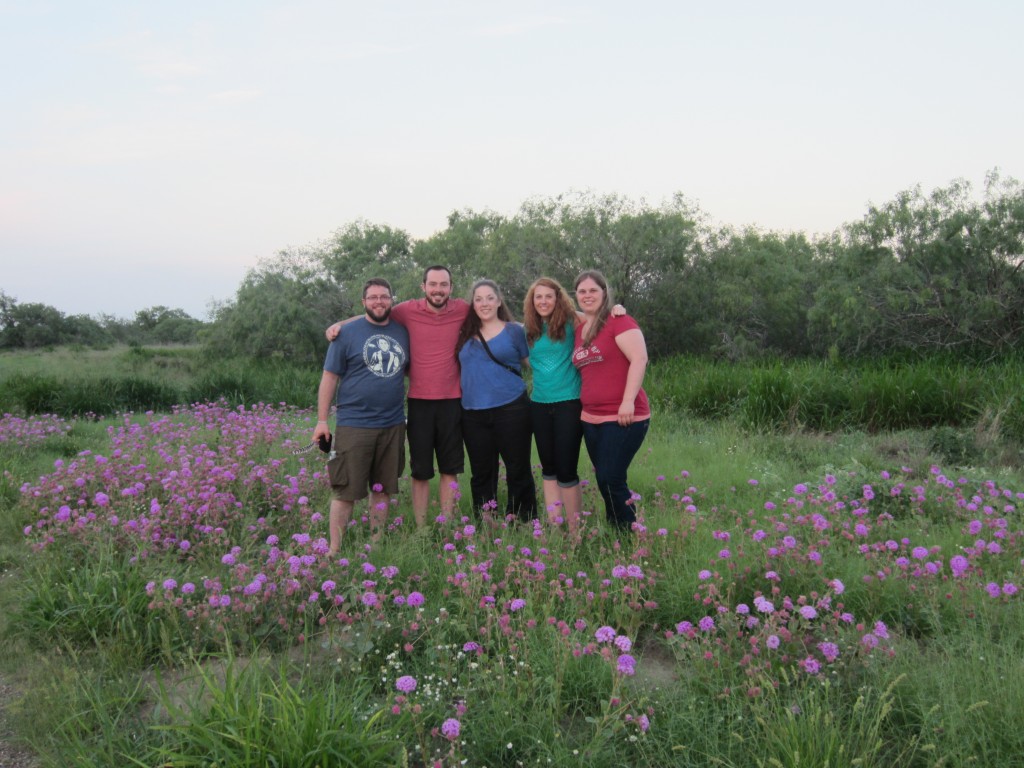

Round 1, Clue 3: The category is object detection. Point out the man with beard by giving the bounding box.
[327,266,470,527]
[315,278,409,552]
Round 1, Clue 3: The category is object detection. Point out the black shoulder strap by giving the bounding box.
[477,333,522,378]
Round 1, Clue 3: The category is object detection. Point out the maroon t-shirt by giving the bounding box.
[391,298,470,399]
[572,315,650,421]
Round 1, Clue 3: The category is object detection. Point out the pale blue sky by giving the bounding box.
[2,0,1021,320]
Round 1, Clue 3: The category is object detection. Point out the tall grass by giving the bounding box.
[650,355,1024,447]
[27,650,403,768]
[1,346,321,416]
[3,347,1022,450]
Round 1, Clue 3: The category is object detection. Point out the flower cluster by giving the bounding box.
[11,405,1024,756]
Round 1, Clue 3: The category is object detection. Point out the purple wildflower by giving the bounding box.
[616,654,636,675]
[817,642,840,662]
[395,676,417,693]
[441,718,461,740]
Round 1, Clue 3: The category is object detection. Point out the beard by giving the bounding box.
[425,292,449,309]
[367,305,392,323]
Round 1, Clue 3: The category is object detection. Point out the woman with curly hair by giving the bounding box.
[522,277,585,536]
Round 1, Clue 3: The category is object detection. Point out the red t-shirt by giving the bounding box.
[572,315,651,421]
[391,298,470,399]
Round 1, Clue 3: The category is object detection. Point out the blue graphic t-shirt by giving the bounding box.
[323,317,409,428]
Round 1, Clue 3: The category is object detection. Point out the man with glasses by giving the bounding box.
[327,266,470,528]
[314,278,409,553]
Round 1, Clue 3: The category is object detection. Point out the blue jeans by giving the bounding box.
[581,419,649,529]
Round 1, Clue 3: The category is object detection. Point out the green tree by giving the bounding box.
[203,255,340,365]
[202,220,417,363]
[0,297,70,349]
[321,220,419,302]
[809,174,1024,358]
[511,192,704,355]
[64,314,114,347]
[412,209,507,297]
[133,306,205,344]
[414,193,706,352]
[685,228,818,359]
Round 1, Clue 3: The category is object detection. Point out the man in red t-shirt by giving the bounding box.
[328,266,469,526]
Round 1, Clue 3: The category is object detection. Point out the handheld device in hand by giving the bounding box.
[318,433,333,453]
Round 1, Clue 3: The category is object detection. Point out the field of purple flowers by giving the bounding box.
[3,402,1024,767]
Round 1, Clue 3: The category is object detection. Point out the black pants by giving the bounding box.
[530,398,583,487]
[462,394,537,521]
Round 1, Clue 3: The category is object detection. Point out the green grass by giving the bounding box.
[4,415,1020,765]
[2,350,1024,767]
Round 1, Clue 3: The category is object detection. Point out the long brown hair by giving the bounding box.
[523,277,577,344]
[455,279,513,354]
[575,270,613,347]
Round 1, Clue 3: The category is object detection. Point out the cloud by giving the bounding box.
[330,41,416,61]
[95,28,205,79]
[473,14,571,38]
[209,88,263,105]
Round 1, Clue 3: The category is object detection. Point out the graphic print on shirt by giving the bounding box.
[364,334,407,378]
[572,342,604,369]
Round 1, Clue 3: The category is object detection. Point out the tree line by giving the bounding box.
[5,171,1022,364]
[0,298,206,349]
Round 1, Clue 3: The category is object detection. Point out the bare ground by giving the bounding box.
[0,677,38,768]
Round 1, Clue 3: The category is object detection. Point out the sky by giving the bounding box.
[2,0,1022,321]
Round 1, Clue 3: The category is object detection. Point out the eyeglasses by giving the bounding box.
[364,295,393,303]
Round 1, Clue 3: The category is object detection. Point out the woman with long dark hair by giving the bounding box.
[456,279,537,523]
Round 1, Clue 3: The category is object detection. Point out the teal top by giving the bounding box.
[529,324,581,403]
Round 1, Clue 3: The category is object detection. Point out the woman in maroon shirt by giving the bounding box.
[572,270,650,531]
